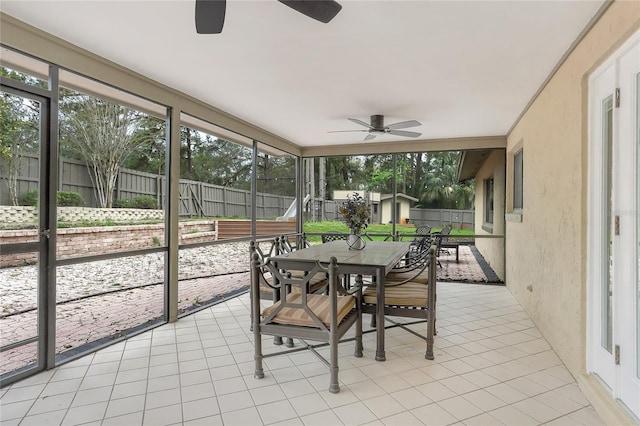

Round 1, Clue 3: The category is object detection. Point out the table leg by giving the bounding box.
[375,267,385,361]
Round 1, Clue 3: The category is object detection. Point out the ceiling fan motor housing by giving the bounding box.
[370,114,385,130]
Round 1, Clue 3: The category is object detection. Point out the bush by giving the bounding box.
[57,191,85,207]
[20,189,39,206]
[132,195,157,209]
[113,199,133,208]
[19,190,84,207]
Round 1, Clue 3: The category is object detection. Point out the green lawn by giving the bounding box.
[302,221,474,243]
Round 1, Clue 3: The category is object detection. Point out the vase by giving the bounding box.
[347,229,366,250]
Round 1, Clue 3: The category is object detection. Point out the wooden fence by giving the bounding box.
[0,154,294,219]
[409,208,475,230]
[1,154,474,226]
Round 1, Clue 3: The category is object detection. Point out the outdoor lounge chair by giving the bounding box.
[251,254,363,393]
[427,225,452,267]
[321,231,349,243]
[360,244,437,360]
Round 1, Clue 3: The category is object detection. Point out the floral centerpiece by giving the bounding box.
[338,192,371,235]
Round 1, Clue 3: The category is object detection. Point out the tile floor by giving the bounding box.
[0,282,606,425]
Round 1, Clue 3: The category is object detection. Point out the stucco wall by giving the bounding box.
[474,150,505,281]
[505,0,639,382]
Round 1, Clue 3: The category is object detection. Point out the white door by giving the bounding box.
[588,31,639,420]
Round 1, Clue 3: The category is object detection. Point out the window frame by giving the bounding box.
[513,149,523,211]
[483,176,494,232]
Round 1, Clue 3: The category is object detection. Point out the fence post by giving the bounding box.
[58,155,64,192]
[155,176,159,209]
[116,169,121,203]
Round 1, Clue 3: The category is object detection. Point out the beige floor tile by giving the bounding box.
[217,390,254,413]
[249,383,286,405]
[438,395,484,420]
[300,408,342,426]
[257,399,299,425]
[411,402,459,425]
[461,389,507,412]
[489,405,538,426]
[61,401,108,426]
[19,409,67,426]
[334,401,378,425]
[288,393,329,417]
[182,396,220,422]
[363,394,407,419]
[143,403,183,426]
[1,284,609,426]
[462,412,506,425]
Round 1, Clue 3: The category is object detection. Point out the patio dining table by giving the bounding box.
[269,240,411,361]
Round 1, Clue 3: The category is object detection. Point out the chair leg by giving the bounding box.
[355,292,363,358]
[285,337,294,348]
[254,337,265,378]
[370,313,376,328]
[425,312,435,360]
[252,298,265,379]
[329,330,340,393]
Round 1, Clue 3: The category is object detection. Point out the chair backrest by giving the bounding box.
[279,232,310,253]
[249,239,280,289]
[249,237,278,262]
[415,224,432,235]
[322,231,348,243]
[251,255,342,330]
[411,225,433,246]
[434,225,452,252]
[392,239,432,273]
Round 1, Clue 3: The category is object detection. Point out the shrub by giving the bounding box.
[19,190,84,207]
[132,195,157,209]
[113,199,133,208]
[57,191,85,207]
[20,189,39,206]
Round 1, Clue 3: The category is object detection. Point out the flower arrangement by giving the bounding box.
[338,192,370,234]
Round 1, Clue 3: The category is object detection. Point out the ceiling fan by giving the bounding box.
[329,115,422,141]
[195,0,342,34]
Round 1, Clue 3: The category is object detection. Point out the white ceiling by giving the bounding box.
[1,0,606,149]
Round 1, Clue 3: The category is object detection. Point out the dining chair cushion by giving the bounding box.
[362,282,429,307]
[288,273,329,294]
[263,293,354,327]
[384,271,428,285]
[260,272,328,295]
[259,273,276,294]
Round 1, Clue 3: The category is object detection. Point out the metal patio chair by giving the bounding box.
[251,254,362,393]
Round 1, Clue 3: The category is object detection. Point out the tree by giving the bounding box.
[124,115,166,175]
[0,68,40,205]
[418,152,474,209]
[59,91,147,208]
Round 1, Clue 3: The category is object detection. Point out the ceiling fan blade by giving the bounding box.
[277,0,342,24]
[348,118,372,128]
[387,120,421,130]
[364,134,376,141]
[388,130,422,138]
[195,0,226,34]
[327,130,368,133]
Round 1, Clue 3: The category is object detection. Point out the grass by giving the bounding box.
[302,221,474,243]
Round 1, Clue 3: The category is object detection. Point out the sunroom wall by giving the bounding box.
[505,0,639,413]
